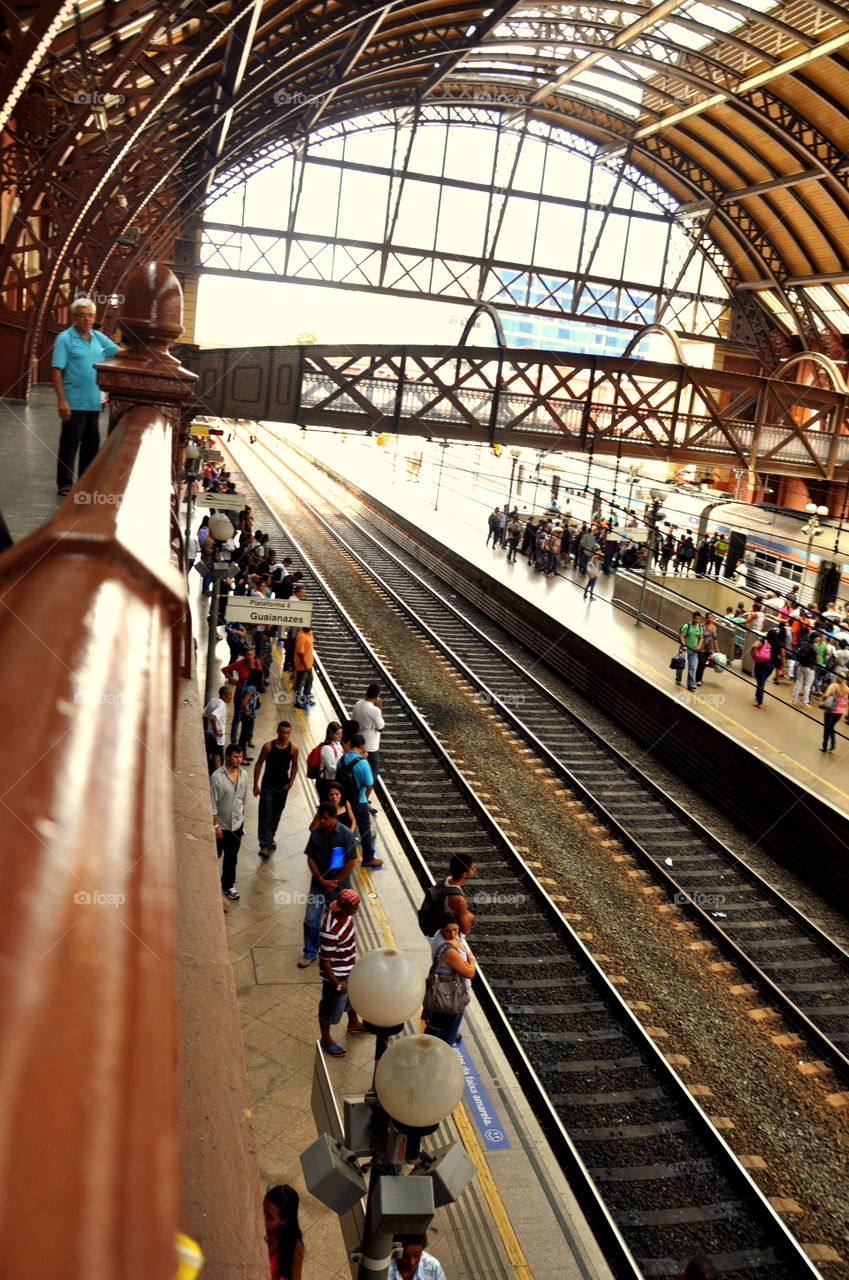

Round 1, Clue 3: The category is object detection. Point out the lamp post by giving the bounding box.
[433,442,449,511]
[182,442,200,574]
[302,949,474,1280]
[801,503,829,603]
[634,497,665,628]
[506,448,521,513]
[203,511,235,703]
[625,464,643,518]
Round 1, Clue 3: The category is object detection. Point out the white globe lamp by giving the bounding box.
[208,512,233,542]
[375,1035,464,1130]
[347,949,424,1029]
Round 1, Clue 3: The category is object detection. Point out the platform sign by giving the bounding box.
[454,1043,510,1150]
[225,597,313,628]
[196,493,243,510]
[623,525,648,543]
[189,426,209,436]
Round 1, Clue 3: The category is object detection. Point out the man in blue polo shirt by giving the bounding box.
[51,297,120,496]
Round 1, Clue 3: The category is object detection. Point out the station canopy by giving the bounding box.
[4,1,849,344]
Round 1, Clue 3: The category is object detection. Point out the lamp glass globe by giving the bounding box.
[805,502,818,514]
[375,1035,464,1127]
[185,443,199,459]
[347,949,424,1026]
[208,513,233,541]
[817,505,829,516]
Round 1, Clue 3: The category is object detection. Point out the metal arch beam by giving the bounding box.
[633,27,849,142]
[302,5,396,133]
[414,1,525,100]
[203,0,265,187]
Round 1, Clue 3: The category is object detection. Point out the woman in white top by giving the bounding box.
[317,721,344,802]
[424,913,475,1047]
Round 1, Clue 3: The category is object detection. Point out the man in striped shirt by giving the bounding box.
[317,889,365,1056]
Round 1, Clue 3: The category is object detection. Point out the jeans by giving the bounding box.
[753,660,773,705]
[230,687,244,741]
[302,877,350,959]
[792,667,815,705]
[485,527,498,547]
[676,648,699,690]
[57,410,101,490]
[823,711,840,750]
[695,650,712,684]
[506,536,519,563]
[216,827,243,891]
[258,786,288,848]
[583,575,597,599]
[294,668,314,701]
[237,713,255,751]
[425,1008,465,1046]
[354,801,377,862]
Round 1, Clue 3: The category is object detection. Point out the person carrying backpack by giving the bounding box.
[335,736,382,869]
[791,630,819,707]
[417,855,477,937]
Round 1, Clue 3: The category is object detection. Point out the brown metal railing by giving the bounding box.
[0,265,196,1279]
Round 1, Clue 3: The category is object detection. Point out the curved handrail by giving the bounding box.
[0,403,185,1275]
[773,350,849,394]
[621,322,688,363]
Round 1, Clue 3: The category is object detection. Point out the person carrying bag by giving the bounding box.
[422,918,475,1048]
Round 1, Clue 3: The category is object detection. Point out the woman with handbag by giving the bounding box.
[423,915,475,1048]
[752,628,778,708]
[820,675,848,752]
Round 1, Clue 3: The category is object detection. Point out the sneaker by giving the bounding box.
[297,955,316,968]
[362,859,384,869]
[368,805,379,815]
[223,887,240,901]
[258,847,271,857]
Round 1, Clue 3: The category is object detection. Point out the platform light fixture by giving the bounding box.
[301,949,474,1280]
[801,503,829,600]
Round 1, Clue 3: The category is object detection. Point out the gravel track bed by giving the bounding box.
[239,455,849,1272]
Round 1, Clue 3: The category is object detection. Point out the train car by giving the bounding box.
[543,454,847,603]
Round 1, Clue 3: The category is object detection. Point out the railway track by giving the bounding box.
[248,432,849,1087]
[220,441,823,1279]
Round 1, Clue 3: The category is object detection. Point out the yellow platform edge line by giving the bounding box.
[363,873,533,1280]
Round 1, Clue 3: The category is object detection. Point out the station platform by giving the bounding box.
[0,384,66,541]
[192,582,615,1280]
[286,431,849,824]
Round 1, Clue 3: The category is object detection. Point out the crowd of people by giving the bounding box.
[673,594,849,749]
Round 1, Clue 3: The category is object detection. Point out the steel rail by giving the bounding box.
[224,438,823,1280]
[246,426,849,1084]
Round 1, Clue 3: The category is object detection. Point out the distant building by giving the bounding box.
[492,270,653,358]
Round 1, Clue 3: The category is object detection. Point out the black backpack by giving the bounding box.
[417,882,464,936]
[334,754,359,807]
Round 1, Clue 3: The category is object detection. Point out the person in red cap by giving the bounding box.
[317,889,365,1056]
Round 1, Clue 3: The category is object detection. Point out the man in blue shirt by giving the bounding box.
[337,734,383,870]
[51,297,120,496]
